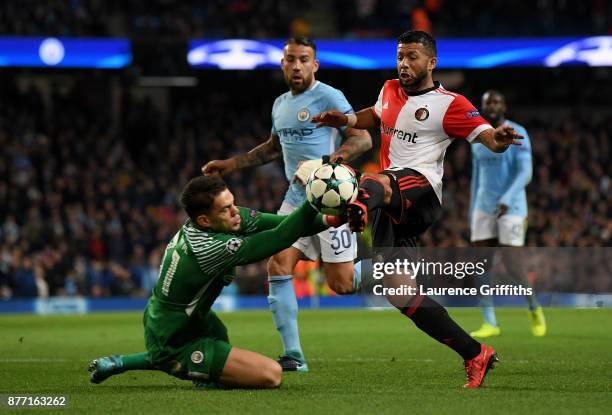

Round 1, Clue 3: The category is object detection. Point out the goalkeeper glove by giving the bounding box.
[293,158,324,185]
[346,200,368,233]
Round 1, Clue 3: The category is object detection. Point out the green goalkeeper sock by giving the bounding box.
[120,352,154,371]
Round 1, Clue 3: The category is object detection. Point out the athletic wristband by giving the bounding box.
[324,215,346,228]
[346,113,357,127]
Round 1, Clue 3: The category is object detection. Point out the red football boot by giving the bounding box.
[463,344,499,388]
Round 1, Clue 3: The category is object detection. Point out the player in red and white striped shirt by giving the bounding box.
[313,30,524,388]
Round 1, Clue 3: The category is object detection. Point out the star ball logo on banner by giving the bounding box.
[545,36,612,66]
[187,39,283,69]
[187,36,612,69]
[39,38,65,66]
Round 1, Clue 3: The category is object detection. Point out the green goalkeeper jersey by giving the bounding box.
[150,202,326,316]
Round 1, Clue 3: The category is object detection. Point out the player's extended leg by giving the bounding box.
[501,245,546,336]
[470,238,501,339]
[89,352,154,384]
[498,215,546,336]
[398,293,499,388]
[267,246,308,371]
[374,168,497,388]
[383,266,499,388]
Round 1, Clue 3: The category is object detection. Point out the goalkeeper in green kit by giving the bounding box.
[88,175,351,389]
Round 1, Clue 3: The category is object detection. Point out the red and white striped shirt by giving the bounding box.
[372,80,492,202]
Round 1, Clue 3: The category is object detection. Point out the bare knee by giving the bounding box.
[325,268,354,295]
[328,279,354,295]
[219,348,282,389]
[267,255,290,276]
[260,360,282,388]
[267,249,301,276]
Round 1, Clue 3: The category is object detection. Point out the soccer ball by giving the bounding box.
[306,163,359,215]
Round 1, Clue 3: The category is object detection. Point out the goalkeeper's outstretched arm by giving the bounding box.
[233,203,335,265]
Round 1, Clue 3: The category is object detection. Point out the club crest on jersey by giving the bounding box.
[226,238,243,254]
[415,107,429,121]
[191,350,204,364]
[466,110,481,118]
[297,108,310,122]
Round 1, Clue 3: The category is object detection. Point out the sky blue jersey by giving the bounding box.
[470,119,532,221]
[271,81,353,207]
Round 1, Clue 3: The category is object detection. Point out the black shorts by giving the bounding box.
[371,167,442,248]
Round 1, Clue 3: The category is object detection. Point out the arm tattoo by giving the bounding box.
[331,130,372,162]
[234,135,282,168]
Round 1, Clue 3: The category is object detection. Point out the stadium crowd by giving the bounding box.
[1,0,610,38]
[0,72,609,299]
[426,117,611,249]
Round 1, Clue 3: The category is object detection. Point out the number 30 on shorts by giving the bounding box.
[330,229,351,250]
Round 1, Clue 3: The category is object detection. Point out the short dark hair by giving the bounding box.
[285,36,317,56]
[483,89,505,103]
[180,176,227,221]
[397,30,437,57]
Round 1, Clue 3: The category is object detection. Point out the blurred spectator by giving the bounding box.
[140,248,162,295]
[109,261,134,297]
[13,255,48,298]
[411,7,432,34]
[293,260,318,299]
[13,256,37,298]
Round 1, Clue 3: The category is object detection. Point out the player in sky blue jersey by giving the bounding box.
[469,90,546,338]
[203,37,372,371]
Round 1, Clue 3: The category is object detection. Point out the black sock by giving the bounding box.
[359,176,387,211]
[401,295,481,360]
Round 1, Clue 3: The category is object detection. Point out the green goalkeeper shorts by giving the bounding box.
[144,304,232,383]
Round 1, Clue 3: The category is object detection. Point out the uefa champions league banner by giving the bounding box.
[187,36,612,69]
[0,37,131,68]
[0,36,609,69]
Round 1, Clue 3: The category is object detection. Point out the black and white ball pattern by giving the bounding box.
[306,163,358,215]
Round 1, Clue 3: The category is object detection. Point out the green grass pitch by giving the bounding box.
[1,308,610,414]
